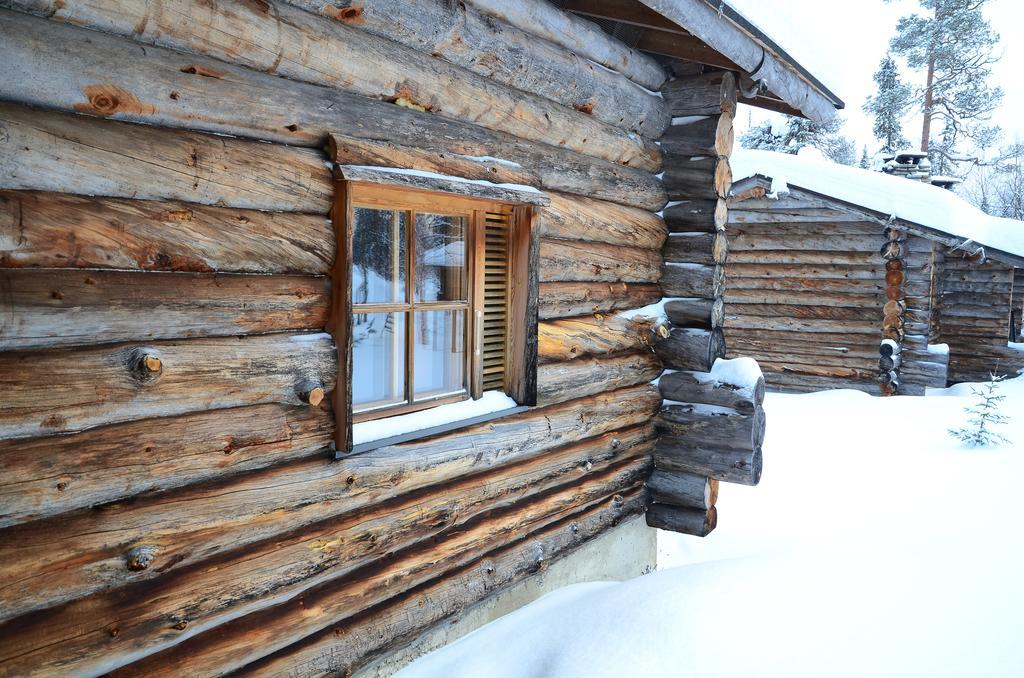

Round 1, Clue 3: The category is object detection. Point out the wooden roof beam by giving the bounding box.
[637,0,843,123]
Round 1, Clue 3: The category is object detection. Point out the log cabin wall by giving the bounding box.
[643,66,766,536]
[0,1,675,674]
[933,251,1024,383]
[724,194,948,395]
[1012,268,1024,342]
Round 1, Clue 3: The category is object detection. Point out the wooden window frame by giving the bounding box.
[330,180,539,455]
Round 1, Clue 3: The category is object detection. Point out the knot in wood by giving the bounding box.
[127,348,163,384]
[125,544,158,571]
[305,386,325,407]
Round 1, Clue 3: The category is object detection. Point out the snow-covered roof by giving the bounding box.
[731,148,1024,264]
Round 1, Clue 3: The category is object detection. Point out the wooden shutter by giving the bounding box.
[481,210,511,393]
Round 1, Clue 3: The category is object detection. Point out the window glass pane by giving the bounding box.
[353,312,406,411]
[415,213,467,302]
[414,309,465,400]
[352,208,406,305]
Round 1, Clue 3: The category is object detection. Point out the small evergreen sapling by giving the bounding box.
[948,372,1011,447]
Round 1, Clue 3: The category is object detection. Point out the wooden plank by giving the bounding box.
[0,103,333,212]
[538,282,661,319]
[0,4,659,171]
[0,191,332,274]
[462,0,667,90]
[0,384,660,622]
[0,270,329,350]
[285,0,669,137]
[128,478,648,676]
[540,192,666,250]
[537,351,662,406]
[0,428,652,675]
[539,315,659,363]
[0,332,337,440]
[540,238,662,283]
[0,403,334,528]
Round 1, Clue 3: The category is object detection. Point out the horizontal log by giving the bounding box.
[1,3,658,171]
[728,205,877,225]
[0,332,336,440]
[540,239,662,283]
[727,220,882,236]
[658,404,765,451]
[664,156,732,201]
[664,232,729,265]
[725,289,885,307]
[539,315,659,363]
[757,361,878,380]
[239,490,646,677]
[646,503,717,537]
[736,350,884,372]
[728,233,932,253]
[725,316,884,334]
[0,384,660,621]
[0,103,333,212]
[0,270,329,350]
[0,191,333,274]
[658,370,764,414]
[537,352,663,406]
[727,302,885,322]
[541,192,667,249]
[655,440,763,486]
[655,327,726,372]
[662,71,736,117]
[286,0,669,137]
[0,403,334,528]
[659,113,734,157]
[662,263,724,298]
[663,198,727,233]
[647,470,718,510]
[463,0,667,90]
[727,250,929,266]
[538,282,661,320]
[106,467,650,676]
[665,297,725,329]
[0,428,653,675]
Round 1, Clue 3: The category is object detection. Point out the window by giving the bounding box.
[331,179,539,451]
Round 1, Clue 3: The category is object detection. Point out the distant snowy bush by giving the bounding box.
[948,372,1011,447]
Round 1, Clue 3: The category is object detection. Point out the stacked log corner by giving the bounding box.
[0,2,675,675]
[647,69,740,537]
[878,226,906,395]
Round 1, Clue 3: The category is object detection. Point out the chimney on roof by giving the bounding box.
[879,151,961,191]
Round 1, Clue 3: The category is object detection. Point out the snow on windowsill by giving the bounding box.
[352,391,518,446]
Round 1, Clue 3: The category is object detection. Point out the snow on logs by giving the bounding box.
[646,358,766,536]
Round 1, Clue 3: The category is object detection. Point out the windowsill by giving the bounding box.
[344,391,525,457]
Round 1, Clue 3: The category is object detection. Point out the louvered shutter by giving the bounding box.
[480,211,510,393]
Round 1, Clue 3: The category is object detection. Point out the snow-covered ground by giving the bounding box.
[398,375,1024,678]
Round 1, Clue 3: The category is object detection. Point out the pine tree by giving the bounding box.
[863,55,911,153]
[859,146,871,169]
[948,372,1011,447]
[888,0,1003,154]
[739,121,785,152]
[740,116,857,166]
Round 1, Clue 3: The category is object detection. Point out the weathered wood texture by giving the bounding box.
[0,270,329,350]
[665,297,725,330]
[540,239,662,283]
[0,385,660,624]
[463,0,667,90]
[0,191,333,273]
[646,503,717,537]
[1,3,659,171]
[285,0,670,136]
[539,315,661,363]
[655,327,726,372]
[0,103,334,212]
[538,282,662,320]
[0,1,677,672]
[659,370,764,414]
[647,470,718,510]
[724,205,947,392]
[655,440,763,486]
[662,263,725,299]
[0,427,653,675]
[933,251,1022,383]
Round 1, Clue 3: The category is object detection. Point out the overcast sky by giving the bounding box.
[725,0,1024,154]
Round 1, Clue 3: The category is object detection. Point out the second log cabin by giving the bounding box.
[0,1,842,675]
[726,149,1024,394]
